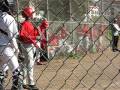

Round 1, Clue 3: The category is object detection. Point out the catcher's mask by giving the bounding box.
[0,0,10,12]
[0,0,17,15]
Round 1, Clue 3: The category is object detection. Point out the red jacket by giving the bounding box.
[19,20,39,47]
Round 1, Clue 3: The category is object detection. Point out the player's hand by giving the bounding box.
[41,19,49,29]
[36,36,41,40]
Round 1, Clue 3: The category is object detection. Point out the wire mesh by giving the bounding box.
[0,0,120,90]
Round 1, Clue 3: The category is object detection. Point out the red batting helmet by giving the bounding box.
[22,7,34,18]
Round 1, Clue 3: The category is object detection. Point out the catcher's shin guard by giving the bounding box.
[0,71,5,90]
[11,69,23,90]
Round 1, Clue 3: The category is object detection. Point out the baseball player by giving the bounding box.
[59,24,73,53]
[19,7,39,90]
[111,17,120,52]
[36,18,49,65]
[0,0,21,89]
[77,24,90,51]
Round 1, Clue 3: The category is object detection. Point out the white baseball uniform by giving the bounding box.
[113,23,120,36]
[0,11,19,72]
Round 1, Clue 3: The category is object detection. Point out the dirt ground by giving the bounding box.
[5,47,120,90]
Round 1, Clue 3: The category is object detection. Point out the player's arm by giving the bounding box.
[7,17,19,56]
[40,19,49,29]
[113,24,120,31]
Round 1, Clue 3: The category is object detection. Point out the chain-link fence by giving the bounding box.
[1,0,120,90]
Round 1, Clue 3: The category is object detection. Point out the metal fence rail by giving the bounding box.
[1,0,120,90]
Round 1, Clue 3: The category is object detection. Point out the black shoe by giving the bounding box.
[112,48,120,52]
[28,85,39,90]
[11,85,18,90]
[112,49,117,52]
[11,84,23,90]
[116,49,120,52]
[23,84,29,89]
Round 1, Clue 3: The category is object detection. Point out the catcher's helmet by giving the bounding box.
[0,0,9,12]
[22,7,34,18]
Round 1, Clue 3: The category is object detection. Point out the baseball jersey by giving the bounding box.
[0,11,18,49]
[19,20,39,47]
